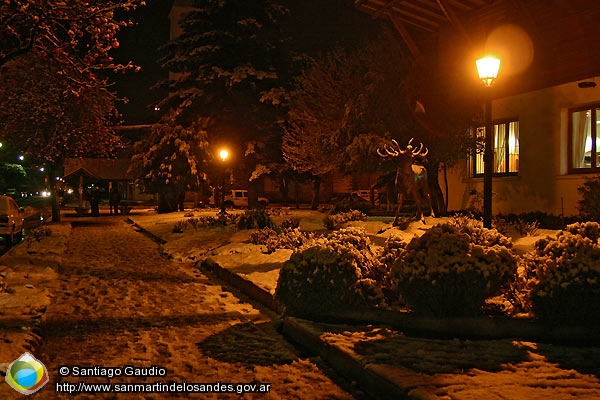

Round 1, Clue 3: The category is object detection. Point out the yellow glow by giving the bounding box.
[487,24,534,77]
[476,57,501,87]
[219,149,229,162]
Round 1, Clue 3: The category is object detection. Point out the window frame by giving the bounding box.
[471,118,520,178]
[568,103,600,173]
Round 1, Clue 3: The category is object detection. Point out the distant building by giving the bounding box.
[62,157,151,203]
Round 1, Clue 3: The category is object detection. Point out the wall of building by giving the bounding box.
[444,76,600,217]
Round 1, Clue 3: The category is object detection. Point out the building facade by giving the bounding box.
[357,0,600,217]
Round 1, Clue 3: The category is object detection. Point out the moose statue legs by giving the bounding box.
[377,138,436,227]
[393,174,436,226]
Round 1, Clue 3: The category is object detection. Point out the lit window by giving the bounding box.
[471,120,520,176]
[569,106,600,171]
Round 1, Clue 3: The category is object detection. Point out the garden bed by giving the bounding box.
[132,210,600,344]
[198,251,600,345]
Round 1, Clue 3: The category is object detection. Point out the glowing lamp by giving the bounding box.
[219,149,229,162]
[476,57,501,87]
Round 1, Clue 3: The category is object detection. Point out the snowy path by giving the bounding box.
[5,217,354,399]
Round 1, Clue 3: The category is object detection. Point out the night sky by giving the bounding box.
[110,0,174,126]
[110,0,387,126]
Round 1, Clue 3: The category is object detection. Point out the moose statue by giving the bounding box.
[377,138,435,226]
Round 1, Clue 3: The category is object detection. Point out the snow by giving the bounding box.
[126,207,600,399]
[1,207,598,399]
[0,211,355,399]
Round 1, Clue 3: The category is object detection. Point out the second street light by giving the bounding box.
[476,56,501,229]
[219,149,229,214]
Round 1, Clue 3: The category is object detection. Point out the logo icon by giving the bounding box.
[5,352,49,395]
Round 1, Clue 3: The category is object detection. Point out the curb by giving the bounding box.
[126,217,282,313]
[194,258,415,399]
[292,309,600,345]
[126,218,167,244]
[280,317,410,400]
[198,258,284,314]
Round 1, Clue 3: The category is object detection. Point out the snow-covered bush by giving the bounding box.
[172,215,234,232]
[451,216,512,248]
[275,227,386,317]
[280,217,300,230]
[393,223,517,317]
[378,235,408,306]
[491,216,509,236]
[173,220,187,233]
[331,194,371,214]
[237,209,276,230]
[526,222,600,323]
[250,227,277,247]
[563,221,600,241]
[494,215,540,237]
[250,227,314,254]
[513,219,540,237]
[323,210,367,230]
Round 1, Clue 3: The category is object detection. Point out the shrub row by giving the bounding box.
[274,219,600,325]
[176,207,364,234]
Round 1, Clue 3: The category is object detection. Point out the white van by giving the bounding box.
[223,190,269,208]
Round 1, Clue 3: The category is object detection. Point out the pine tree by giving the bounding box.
[128,116,211,213]
[156,0,298,208]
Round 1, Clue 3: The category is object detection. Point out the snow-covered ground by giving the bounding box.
[1,206,599,399]
[0,212,356,399]
[128,207,600,399]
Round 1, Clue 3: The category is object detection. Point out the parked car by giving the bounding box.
[0,195,24,246]
[223,190,269,208]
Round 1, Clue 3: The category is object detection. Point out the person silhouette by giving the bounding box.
[109,188,121,215]
[89,187,100,216]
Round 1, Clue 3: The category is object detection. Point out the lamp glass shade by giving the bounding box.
[476,57,501,87]
[219,149,229,162]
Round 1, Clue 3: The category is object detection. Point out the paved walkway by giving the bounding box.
[3,210,600,399]
[0,215,357,399]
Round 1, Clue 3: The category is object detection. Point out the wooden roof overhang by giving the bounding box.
[356,1,600,97]
[355,0,493,61]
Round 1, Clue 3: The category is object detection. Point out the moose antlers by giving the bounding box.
[377,138,428,158]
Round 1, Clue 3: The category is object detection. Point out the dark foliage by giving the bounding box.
[237,209,276,230]
[578,177,600,222]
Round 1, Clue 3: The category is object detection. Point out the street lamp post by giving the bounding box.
[476,56,501,228]
[219,149,229,214]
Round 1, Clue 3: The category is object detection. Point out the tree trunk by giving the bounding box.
[279,176,289,205]
[311,178,321,210]
[157,188,178,213]
[52,188,61,222]
[428,163,446,216]
[443,162,449,211]
[49,164,61,222]
[294,180,300,209]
